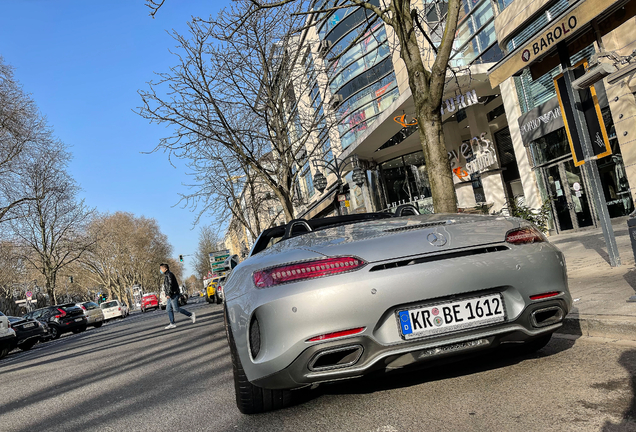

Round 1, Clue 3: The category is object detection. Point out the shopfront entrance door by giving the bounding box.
[541,160,595,232]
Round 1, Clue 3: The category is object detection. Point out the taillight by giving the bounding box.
[308,327,366,342]
[530,291,561,300]
[118,307,121,311]
[506,227,544,244]
[54,308,67,319]
[253,256,366,288]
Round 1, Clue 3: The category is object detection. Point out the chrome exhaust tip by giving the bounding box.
[531,306,564,328]
[308,345,364,371]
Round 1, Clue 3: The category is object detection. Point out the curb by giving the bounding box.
[557,314,636,341]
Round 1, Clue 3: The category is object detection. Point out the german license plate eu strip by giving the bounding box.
[397,293,505,340]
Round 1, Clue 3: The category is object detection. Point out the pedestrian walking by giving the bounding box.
[160,263,195,329]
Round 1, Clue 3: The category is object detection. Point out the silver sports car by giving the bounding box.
[223,210,571,414]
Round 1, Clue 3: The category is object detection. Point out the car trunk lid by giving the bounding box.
[273,214,519,263]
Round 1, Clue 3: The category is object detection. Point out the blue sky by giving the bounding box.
[0,0,229,277]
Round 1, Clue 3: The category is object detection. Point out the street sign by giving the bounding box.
[26,291,33,298]
[338,194,346,202]
[209,250,230,272]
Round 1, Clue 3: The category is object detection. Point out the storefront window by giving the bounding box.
[380,151,432,210]
[530,128,571,166]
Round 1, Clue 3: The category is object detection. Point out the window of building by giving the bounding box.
[329,39,390,93]
[323,138,334,161]
[424,1,449,46]
[324,2,381,51]
[514,44,596,114]
[302,162,314,198]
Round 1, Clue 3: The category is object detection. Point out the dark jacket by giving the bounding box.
[162,271,180,298]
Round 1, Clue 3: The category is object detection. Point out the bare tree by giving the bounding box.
[137,1,336,223]
[0,57,62,223]
[179,142,282,239]
[7,144,96,305]
[147,0,463,213]
[80,212,174,304]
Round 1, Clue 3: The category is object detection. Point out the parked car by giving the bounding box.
[7,316,51,351]
[100,300,126,320]
[23,304,88,340]
[0,311,17,359]
[160,290,188,309]
[206,276,225,304]
[215,279,226,304]
[141,293,159,312]
[75,302,104,328]
[222,210,572,414]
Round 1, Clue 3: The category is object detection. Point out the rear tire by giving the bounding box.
[94,322,103,328]
[224,307,295,414]
[49,325,60,340]
[216,295,222,305]
[19,341,36,351]
[0,345,9,359]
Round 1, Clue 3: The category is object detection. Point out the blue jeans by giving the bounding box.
[166,295,191,324]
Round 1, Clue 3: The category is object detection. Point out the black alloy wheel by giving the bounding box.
[94,321,103,328]
[49,325,60,340]
[0,346,9,359]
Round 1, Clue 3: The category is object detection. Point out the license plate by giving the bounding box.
[75,317,83,322]
[23,323,35,328]
[398,293,505,340]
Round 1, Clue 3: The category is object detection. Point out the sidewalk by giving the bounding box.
[548,216,636,340]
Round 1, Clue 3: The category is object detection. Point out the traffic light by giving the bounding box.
[179,255,183,262]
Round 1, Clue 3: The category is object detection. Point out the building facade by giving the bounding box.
[290,0,636,236]
[490,0,636,232]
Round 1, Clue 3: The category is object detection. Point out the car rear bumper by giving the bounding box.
[57,316,88,331]
[251,297,569,390]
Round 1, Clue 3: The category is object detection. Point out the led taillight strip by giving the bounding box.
[308,327,366,342]
[530,291,561,300]
[253,256,365,288]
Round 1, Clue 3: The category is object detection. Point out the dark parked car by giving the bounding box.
[7,316,51,351]
[23,304,88,340]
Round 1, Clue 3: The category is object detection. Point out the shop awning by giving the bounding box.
[488,0,625,88]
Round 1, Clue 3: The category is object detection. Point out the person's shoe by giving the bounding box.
[191,312,196,324]
[164,323,176,329]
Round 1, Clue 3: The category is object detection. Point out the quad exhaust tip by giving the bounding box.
[308,345,364,371]
[531,306,564,328]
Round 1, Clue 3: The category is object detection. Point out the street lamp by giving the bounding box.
[312,154,365,215]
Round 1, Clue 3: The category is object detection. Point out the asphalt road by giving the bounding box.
[1,300,636,432]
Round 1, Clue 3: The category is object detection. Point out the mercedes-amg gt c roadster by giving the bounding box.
[222,209,571,413]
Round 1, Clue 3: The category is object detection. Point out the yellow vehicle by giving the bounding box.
[206,276,224,304]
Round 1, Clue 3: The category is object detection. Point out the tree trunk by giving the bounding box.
[416,106,458,213]
[394,3,458,214]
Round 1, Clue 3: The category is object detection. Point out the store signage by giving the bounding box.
[448,133,498,180]
[488,0,617,88]
[440,89,478,115]
[393,89,478,126]
[554,60,612,166]
[517,97,565,146]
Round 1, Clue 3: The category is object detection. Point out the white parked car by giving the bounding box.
[100,300,126,321]
[0,311,17,359]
